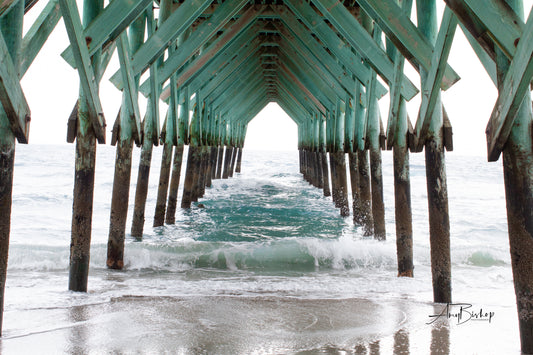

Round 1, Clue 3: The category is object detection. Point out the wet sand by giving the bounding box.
[0,295,519,354]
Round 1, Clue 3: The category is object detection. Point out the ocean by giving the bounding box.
[0,144,518,354]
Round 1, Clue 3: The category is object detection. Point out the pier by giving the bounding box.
[0,0,532,352]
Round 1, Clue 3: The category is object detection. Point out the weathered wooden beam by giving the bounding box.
[59,0,106,143]
[116,0,255,90]
[61,0,152,68]
[116,32,142,145]
[277,7,383,99]
[414,7,458,149]
[357,0,460,90]
[165,5,263,92]
[112,0,212,85]
[445,0,523,60]
[0,31,30,143]
[298,0,418,100]
[20,0,62,76]
[486,8,533,162]
[159,29,266,100]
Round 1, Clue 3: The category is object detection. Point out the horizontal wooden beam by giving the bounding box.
[0,30,30,143]
[486,9,533,162]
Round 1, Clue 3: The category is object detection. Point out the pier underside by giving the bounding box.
[0,0,532,351]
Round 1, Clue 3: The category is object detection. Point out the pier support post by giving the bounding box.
[321,152,331,196]
[131,138,153,238]
[494,0,533,350]
[0,125,14,335]
[205,146,214,187]
[329,152,339,205]
[165,145,184,224]
[348,152,360,223]
[229,145,238,177]
[153,143,173,226]
[235,147,243,173]
[417,0,451,303]
[222,146,233,179]
[370,148,386,240]
[335,151,350,217]
[181,145,198,208]
[393,101,413,277]
[106,135,133,269]
[68,0,102,291]
[357,150,373,235]
[216,146,224,179]
[0,0,23,333]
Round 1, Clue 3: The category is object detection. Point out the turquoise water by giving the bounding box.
[1,144,520,353]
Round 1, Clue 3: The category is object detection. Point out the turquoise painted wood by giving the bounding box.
[414,7,458,149]
[58,0,106,143]
[110,0,212,87]
[357,0,460,90]
[20,0,62,77]
[0,30,30,143]
[62,0,152,68]
[486,8,533,161]
[119,0,257,91]
[302,0,419,100]
[116,32,142,144]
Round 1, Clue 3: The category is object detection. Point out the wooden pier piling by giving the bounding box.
[153,143,173,227]
[216,146,224,179]
[235,147,243,173]
[165,145,184,224]
[357,150,373,235]
[67,0,104,290]
[417,0,451,303]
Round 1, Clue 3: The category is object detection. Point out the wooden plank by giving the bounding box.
[301,0,418,100]
[116,32,142,145]
[277,7,383,99]
[414,7,458,149]
[0,30,30,143]
[113,0,212,84]
[149,5,262,93]
[113,0,253,90]
[486,8,533,161]
[445,0,523,60]
[61,0,152,68]
[20,0,62,76]
[357,0,460,91]
[59,0,106,143]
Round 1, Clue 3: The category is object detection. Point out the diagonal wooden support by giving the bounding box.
[116,32,142,145]
[445,0,523,60]
[303,0,418,99]
[486,8,533,162]
[114,0,253,90]
[0,29,30,143]
[61,0,152,68]
[111,0,212,85]
[59,0,106,143]
[414,7,458,150]
[139,4,263,95]
[356,0,460,91]
[20,0,62,77]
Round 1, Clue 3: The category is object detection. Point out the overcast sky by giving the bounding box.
[19,1,533,157]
